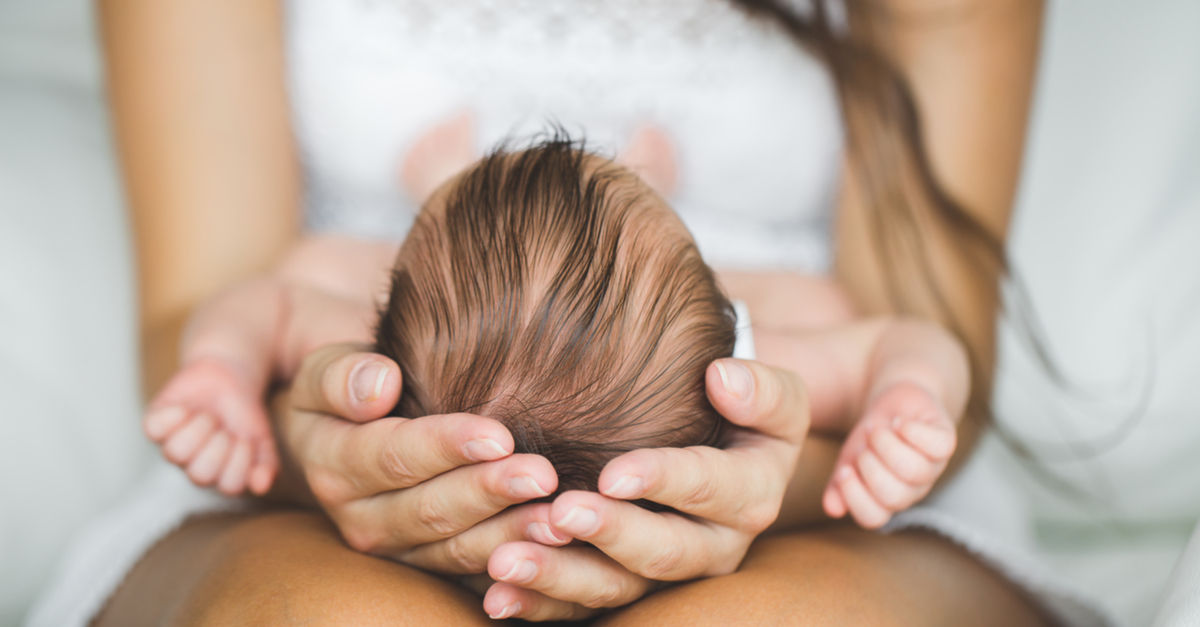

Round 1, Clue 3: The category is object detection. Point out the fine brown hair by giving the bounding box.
[375,136,736,495]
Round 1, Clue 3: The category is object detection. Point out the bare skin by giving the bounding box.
[99,513,1049,626]
[98,358,1050,626]
[96,0,1047,623]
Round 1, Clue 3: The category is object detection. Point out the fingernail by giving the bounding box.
[555,506,599,537]
[605,475,644,499]
[835,466,854,483]
[489,602,521,620]
[144,406,185,440]
[463,438,508,461]
[716,361,753,400]
[526,521,568,545]
[499,559,538,584]
[508,475,550,498]
[350,361,389,403]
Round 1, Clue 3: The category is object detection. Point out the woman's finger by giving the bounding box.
[288,343,402,422]
[397,503,567,575]
[548,490,744,580]
[598,445,782,531]
[483,583,596,622]
[486,542,654,611]
[299,412,517,502]
[338,453,557,554]
[705,358,811,445]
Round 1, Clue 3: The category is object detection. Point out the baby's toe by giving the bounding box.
[144,406,187,442]
[217,439,254,495]
[163,414,216,464]
[247,439,279,495]
[898,419,957,461]
[823,473,849,519]
[187,431,233,485]
[868,425,940,485]
[835,467,892,530]
[856,450,919,512]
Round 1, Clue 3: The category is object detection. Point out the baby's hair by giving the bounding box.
[376,134,736,496]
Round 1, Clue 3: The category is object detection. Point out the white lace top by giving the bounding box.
[285,0,843,271]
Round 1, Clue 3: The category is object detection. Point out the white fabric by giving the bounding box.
[286,0,843,272]
[1154,520,1200,626]
[23,465,247,627]
[0,2,149,622]
[732,301,756,360]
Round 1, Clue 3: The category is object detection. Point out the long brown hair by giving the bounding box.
[732,0,1009,426]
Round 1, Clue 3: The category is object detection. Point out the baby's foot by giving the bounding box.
[823,381,957,529]
[401,111,478,205]
[143,357,277,495]
[618,124,678,197]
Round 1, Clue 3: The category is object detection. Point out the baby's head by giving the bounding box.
[376,137,735,495]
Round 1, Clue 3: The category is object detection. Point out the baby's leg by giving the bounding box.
[823,381,957,529]
[618,125,678,197]
[144,278,286,495]
[401,111,477,205]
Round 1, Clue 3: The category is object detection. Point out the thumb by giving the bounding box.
[706,358,810,445]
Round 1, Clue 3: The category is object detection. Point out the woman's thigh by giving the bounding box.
[599,527,1051,627]
[95,509,492,626]
[97,513,1048,626]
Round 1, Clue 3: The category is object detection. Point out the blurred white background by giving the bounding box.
[0,2,147,625]
[0,1,1197,625]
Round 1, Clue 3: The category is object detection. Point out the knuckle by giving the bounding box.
[580,580,627,609]
[341,522,383,554]
[380,439,418,486]
[305,467,346,504]
[735,502,778,533]
[441,533,484,573]
[640,542,686,580]
[415,492,458,537]
[678,480,717,510]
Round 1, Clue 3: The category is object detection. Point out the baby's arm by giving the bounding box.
[144,236,393,495]
[143,278,288,495]
[753,318,969,528]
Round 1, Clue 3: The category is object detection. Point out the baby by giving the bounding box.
[145,137,965,526]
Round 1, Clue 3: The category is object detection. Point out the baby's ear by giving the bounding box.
[400,110,478,205]
[618,124,678,197]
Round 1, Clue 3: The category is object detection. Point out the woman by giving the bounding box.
[86,0,1053,623]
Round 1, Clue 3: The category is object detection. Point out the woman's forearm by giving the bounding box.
[100,0,301,395]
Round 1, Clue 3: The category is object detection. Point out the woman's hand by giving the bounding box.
[479,359,811,621]
[274,343,570,573]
